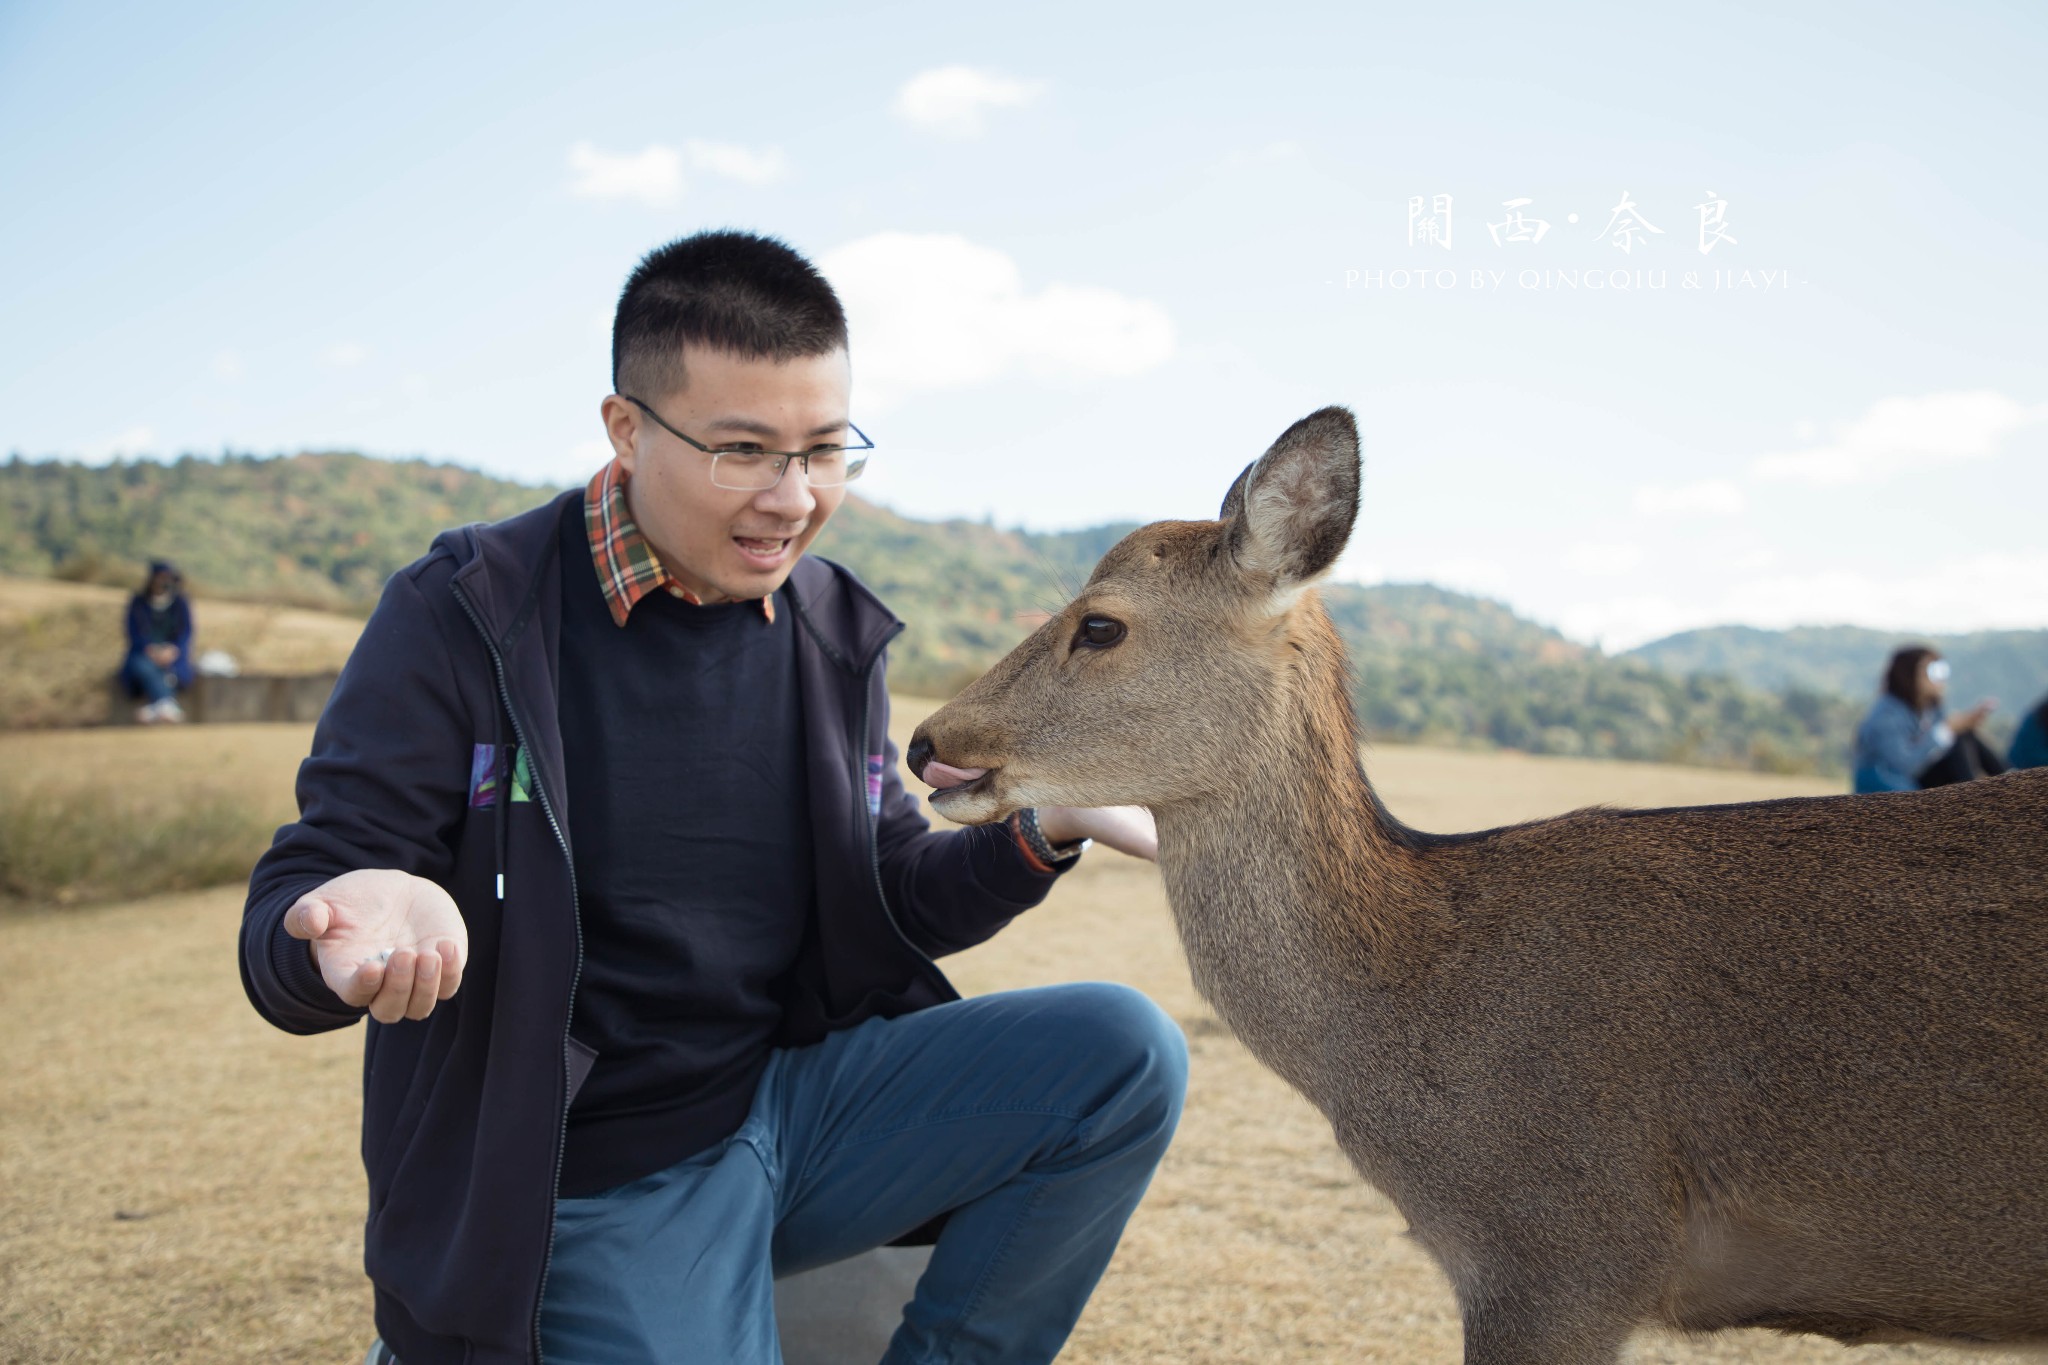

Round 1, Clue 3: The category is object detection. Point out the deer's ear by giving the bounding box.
[1225,406,1360,588]
[1218,461,1254,520]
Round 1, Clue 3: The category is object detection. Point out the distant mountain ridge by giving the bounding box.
[2,450,1960,775]
[1627,624,2048,729]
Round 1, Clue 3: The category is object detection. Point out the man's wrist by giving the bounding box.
[1015,806,1087,867]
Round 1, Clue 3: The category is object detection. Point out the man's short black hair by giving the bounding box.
[611,230,848,399]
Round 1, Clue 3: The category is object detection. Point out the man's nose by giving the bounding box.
[754,459,818,521]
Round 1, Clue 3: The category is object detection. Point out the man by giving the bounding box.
[237,230,1185,1365]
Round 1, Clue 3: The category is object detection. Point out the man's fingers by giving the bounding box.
[369,949,418,1025]
[339,955,384,1008]
[433,940,464,1001]
[405,950,441,1020]
[285,897,331,941]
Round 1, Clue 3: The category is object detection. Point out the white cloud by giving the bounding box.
[1330,555,1385,586]
[819,232,1174,411]
[565,139,786,203]
[1565,541,1644,576]
[1632,478,1743,516]
[1559,550,2048,651]
[1217,140,1308,171]
[1751,390,2048,486]
[1421,557,1511,598]
[1712,553,2048,635]
[686,139,787,186]
[82,424,157,462]
[893,66,1045,138]
[211,350,245,382]
[1556,594,1695,651]
[323,341,370,369]
[566,141,684,205]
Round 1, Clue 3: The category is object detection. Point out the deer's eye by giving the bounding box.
[1073,616,1126,650]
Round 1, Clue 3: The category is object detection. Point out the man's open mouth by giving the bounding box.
[732,535,793,566]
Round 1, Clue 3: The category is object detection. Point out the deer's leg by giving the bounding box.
[1457,1296,1632,1365]
[1451,1271,1639,1365]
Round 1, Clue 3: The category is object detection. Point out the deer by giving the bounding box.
[904,406,2048,1364]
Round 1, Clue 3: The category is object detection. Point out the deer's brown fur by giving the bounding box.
[908,407,2048,1364]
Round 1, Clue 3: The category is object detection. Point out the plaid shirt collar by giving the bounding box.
[584,456,776,628]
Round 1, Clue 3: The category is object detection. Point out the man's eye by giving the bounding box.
[1073,616,1126,649]
[715,447,769,460]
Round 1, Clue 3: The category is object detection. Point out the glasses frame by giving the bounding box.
[620,394,872,489]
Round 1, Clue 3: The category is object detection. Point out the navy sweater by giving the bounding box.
[555,501,816,1196]
[237,489,1074,1365]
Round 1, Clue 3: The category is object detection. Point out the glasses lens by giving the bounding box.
[710,453,783,490]
[709,449,869,489]
[801,449,855,487]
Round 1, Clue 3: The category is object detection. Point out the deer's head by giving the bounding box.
[907,405,1360,823]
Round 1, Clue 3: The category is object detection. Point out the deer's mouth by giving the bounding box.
[906,738,1012,824]
[924,761,997,807]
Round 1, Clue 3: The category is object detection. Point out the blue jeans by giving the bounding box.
[122,650,178,703]
[539,982,1188,1365]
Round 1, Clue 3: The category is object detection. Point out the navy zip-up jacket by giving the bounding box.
[238,490,1070,1365]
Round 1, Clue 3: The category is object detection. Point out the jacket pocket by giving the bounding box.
[565,1036,598,1107]
[362,1017,453,1210]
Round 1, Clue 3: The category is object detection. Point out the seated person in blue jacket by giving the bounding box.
[2010,693,2048,770]
[1851,645,2008,792]
[122,560,193,724]
[238,230,1185,1365]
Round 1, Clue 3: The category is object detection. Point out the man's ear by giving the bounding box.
[599,395,640,474]
[1224,406,1361,588]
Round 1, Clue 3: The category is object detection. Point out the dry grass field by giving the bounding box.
[0,705,2014,1364]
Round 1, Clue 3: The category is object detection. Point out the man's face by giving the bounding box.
[601,345,853,604]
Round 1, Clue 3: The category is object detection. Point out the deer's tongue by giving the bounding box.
[923,762,988,790]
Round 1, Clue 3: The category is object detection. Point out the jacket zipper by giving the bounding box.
[855,624,956,996]
[450,578,581,1365]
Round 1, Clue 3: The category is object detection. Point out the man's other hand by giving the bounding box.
[284,869,469,1023]
[1035,806,1158,862]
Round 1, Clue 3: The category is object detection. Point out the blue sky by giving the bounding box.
[2,0,2043,651]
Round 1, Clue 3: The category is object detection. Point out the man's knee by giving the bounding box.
[1041,982,1189,1138]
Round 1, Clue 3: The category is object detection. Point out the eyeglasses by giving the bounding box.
[620,395,872,490]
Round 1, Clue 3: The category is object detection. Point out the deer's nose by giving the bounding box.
[906,736,934,783]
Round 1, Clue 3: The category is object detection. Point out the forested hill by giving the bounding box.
[1628,624,2048,723]
[1,451,1911,775]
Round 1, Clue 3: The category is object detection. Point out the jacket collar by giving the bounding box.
[433,489,901,673]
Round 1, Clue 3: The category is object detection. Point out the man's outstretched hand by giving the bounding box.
[1036,806,1159,862]
[284,869,469,1023]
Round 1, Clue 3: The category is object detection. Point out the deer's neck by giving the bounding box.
[1151,599,1438,1062]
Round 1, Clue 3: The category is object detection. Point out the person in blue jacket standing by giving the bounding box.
[122,559,194,723]
[2009,694,2048,770]
[1852,645,2007,792]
